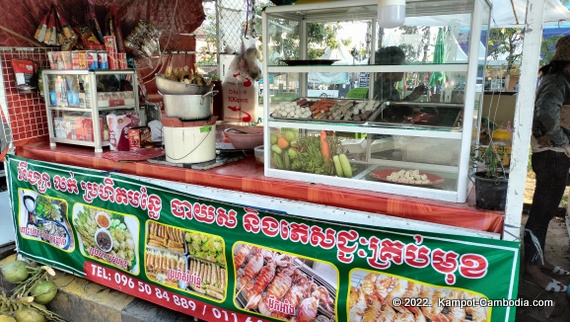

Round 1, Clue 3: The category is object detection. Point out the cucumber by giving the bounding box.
[338,153,353,177]
[273,152,284,169]
[283,153,291,170]
[271,144,283,154]
[333,155,344,177]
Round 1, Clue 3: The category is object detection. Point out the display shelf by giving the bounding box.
[267,64,469,73]
[42,69,139,153]
[261,0,490,203]
[266,120,463,139]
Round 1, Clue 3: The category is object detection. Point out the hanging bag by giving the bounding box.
[44,5,58,46]
[34,6,51,43]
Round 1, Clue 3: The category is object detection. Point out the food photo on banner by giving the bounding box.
[5,154,520,321]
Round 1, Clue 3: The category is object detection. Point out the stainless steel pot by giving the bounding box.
[162,91,219,120]
[156,74,214,95]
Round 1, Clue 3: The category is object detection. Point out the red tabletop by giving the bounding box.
[17,141,504,234]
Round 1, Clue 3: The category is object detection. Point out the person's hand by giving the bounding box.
[535,135,550,148]
[407,84,426,101]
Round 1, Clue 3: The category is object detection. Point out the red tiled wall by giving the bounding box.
[1,51,51,142]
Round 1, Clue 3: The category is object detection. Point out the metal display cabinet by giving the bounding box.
[262,0,490,203]
[42,70,139,153]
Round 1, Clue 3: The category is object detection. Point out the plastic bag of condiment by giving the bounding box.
[53,6,77,50]
[221,36,261,123]
[11,59,38,93]
[34,8,51,43]
[124,20,161,57]
[44,6,58,46]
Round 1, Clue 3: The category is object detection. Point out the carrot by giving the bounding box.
[321,141,330,161]
[320,130,326,142]
[277,136,289,149]
[320,130,330,161]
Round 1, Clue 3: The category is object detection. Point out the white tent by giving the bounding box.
[491,0,570,27]
[320,45,358,65]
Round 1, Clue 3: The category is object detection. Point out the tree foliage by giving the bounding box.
[487,26,570,75]
[540,34,564,66]
[487,28,523,75]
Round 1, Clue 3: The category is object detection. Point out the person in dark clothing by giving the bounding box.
[373,46,426,102]
[525,35,570,293]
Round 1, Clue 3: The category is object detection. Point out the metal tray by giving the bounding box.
[270,98,379,124]
[368,101,463,128]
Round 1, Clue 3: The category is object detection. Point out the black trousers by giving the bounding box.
[524,150,570,265]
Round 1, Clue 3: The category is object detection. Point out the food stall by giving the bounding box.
[1,0,569,321]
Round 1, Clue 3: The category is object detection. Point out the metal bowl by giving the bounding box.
[155,74,214,95]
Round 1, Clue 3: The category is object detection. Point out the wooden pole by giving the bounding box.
[0,24,44,47]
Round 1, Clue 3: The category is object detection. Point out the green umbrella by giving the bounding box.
[429,28,446,87]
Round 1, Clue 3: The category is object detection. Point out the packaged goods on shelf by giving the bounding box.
[53,115,103,142]
[48,50,120,70]
[107,112,140,151]
[97,91,135,107]
[43,69,139,152]
[128,126,153,150]
[108,53,128,70]
[104,35,118,54]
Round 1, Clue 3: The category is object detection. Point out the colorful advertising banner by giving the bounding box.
[6,155,520,321]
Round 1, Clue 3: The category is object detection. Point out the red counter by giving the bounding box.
[18,141,504,234]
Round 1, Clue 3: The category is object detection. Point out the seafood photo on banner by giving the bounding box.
[233,243,337,321]
[73,204,139,273]
[18,189,74,250]
[348,270,488,322]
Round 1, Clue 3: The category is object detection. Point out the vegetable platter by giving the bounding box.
[270,128,355,178]
[270,98,381,123]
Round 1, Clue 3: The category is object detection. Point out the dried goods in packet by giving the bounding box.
[44,6,58,46]
[34,5,78,49]
[77,26,102,49]
[11,59,38,93]
[125,20,162,57]
[34,9,50,43]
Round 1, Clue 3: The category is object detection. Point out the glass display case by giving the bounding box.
[262,0,490,202]
[42,70,139,153]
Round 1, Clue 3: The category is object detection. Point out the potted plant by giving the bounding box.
[471,144,509,210]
